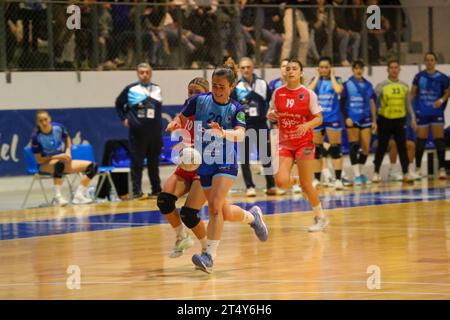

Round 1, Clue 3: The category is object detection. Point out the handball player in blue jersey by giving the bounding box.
[340,60,377,186]
[31,110,98,206]
[166,59,268,274]
[309,56,344,190]
[411,52,449,179]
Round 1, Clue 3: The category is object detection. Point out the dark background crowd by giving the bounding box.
[2,0,409,70]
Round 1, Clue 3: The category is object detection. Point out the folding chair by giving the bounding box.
[21,146,74,208]
[70,144,118,200]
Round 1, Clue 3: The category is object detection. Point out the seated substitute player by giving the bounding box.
[31,110,97,206]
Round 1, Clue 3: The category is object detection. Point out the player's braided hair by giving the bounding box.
[188,77,210,91]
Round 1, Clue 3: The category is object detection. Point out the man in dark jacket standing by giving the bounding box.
[115,63,162,199]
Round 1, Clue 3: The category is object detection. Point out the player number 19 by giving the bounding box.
[286,98,295,108]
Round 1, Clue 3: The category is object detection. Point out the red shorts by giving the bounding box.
[278,143,315,161]
[174,166,200,183]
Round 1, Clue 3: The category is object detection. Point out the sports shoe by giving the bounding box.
[192,251,214,274]
[361,175,371,185]
[308,216,329,232]
[438,168,447,180]
[342,177,353,186]
[312,179,321,189]
[276,188,287,195]
[249,206,268,241]
[149,191,161,199]
[52,194,69,207]
[265,187,277,196]
[133,192,149,200]
[292,184,302,193]
[403,173,414,183]
[72,192,93,205]
[354,175,364,186]
[169,234,194,258]
[246,188,256,197]
[409,171,422,181]
[388,171,403,182]
[334,179,344,190]
[372,173,381,183]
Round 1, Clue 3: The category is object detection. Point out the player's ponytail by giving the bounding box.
[188,77,210,92]
[212,57,238,86]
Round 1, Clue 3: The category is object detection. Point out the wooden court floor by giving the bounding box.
[0,180,449,300]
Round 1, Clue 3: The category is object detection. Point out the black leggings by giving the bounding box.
[373,116,409,174]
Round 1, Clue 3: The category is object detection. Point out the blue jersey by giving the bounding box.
[181,93,246,175]
[268,77,283,93]
[313,76,342,123]
[342,76,375,121]
[412,70,449,116]
[31,122,69,157]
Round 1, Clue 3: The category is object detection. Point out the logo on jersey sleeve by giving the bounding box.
[298,93,305,100]
[237,111,246,124]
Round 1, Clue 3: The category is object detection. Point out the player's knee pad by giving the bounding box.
[315,144,324,159]
[329,144,342,159]
[350,142,360,154]
[180,206,201,229]
[85,162,98,179]
[53,161,65,178]
[156,192,178,214]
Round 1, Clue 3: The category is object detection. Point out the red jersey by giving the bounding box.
[181,115,195,144]
[270,85,322,149]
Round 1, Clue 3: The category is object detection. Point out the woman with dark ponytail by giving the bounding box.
[166,59,269,274]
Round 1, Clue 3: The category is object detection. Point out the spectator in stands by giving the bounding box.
[309,0,333,63]
[31,110,96,206]
[241,0,283,67]
[184,0,221,67]
[98,3,114,68]
[5,1,22,67]
[332,0,360,66]
[163,2,206,68]
[260,0,284,66]
[115,63,163,200]
[19,0,46,54]
[280,0,312,66]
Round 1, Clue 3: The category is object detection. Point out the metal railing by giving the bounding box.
[0,1,448,72]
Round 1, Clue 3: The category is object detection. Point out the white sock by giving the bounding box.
[206,239,220,260]
[408,163,415,174]
[322,167,331,179]
[359,164,364,175]
[352,164,360,177]
[242,210,255,224]
[389,163,396,172]
[174,224,187,239]
[54,185,62,197]
[312,203,325,218]
[199,237,207,251]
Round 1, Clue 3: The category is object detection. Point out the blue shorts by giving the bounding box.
[416,115,444,127]
[199,164,238,189]
[346,116,372,129]
[314,121,342,133]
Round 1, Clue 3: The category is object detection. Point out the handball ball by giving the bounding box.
[178,147,201,171]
